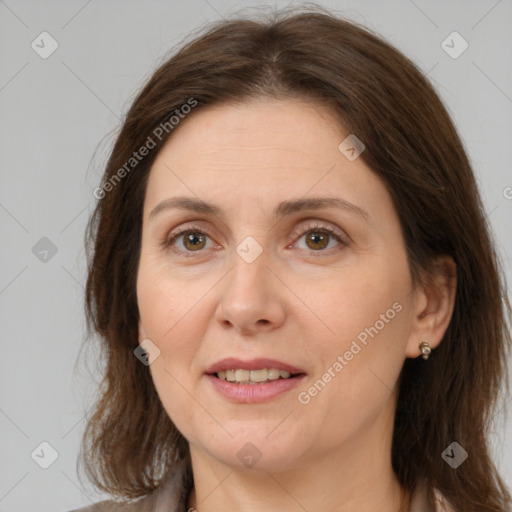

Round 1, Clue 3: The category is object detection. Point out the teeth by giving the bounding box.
[216,368,294,383]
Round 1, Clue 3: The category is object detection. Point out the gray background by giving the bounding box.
[1,1,511,511]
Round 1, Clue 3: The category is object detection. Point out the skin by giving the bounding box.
[136,97,456,512]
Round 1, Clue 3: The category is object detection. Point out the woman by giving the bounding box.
[72,6,511,512]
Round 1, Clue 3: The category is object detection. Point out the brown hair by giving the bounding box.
[81,5,512,510]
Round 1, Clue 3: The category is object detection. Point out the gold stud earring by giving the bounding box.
[419,341,431,360]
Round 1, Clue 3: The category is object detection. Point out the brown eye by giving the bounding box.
[182,232,207,251]
[304,231,330,250]
[163,226,214,256]
[293,223,348,253]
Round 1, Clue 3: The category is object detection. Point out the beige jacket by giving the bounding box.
[68,454,454,512]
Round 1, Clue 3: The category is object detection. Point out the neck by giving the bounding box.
[186,398,410,512]
[187,464,408,512]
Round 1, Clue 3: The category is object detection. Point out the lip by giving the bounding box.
[205,373,307,403]
[205,357,306,375]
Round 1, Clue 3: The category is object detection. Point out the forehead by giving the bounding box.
[143,98,386,222]
[160,97,343,163]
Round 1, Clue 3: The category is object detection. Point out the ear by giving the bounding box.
[405,255,457,359]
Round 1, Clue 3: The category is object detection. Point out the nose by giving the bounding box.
[214,249,286,336]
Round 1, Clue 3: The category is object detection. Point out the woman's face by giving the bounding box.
[136,97,425,471]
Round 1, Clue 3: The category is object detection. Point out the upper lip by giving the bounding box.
[205,357,306,375]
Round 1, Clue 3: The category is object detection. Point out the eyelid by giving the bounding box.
[288,220,349,246]
[160,224,213,251]
[162,219,350,255]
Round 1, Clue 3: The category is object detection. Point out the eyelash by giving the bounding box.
[161,221,349,257]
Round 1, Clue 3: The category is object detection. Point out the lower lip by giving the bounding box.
[205,374,307,403]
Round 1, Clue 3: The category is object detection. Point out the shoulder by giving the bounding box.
[67,502,112,511]
[433,488,456,512]
[410,480,456,512]
[66,501,123,511]
[67,452,193,512]
[66,498,153,512]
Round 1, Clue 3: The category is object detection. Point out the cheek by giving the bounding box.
[137,252,213,343]
[137,265,210,429]
[300,261,411,408]
[307,260,407,344]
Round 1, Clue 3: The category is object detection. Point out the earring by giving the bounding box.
[419,341,432,360]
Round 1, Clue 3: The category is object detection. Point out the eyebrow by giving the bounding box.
[148,196,369,222]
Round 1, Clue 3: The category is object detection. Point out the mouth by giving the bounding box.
[205,357,307,384]
[212,368,305,385]
[204,358,307,401]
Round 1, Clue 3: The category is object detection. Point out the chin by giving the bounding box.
[203,435,306,473]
